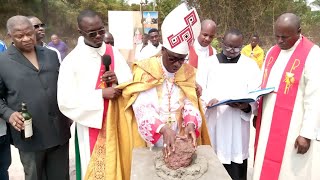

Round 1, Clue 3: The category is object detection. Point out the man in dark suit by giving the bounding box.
[0,15,70,180]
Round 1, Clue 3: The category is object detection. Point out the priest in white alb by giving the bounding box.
[189,19,217,69]
[57,10,144,180]
[254,13,320,180]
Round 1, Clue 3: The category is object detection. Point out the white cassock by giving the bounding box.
[188,39,217,79]
[253,37,320,180]
[57,36,132,179]
[132,59,202,146]
[200,55,261,164]
[136,43,162,61]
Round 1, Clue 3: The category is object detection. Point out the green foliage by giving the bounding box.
[0,0,319,48]
[155,0,181,27]
[211,38,222,53]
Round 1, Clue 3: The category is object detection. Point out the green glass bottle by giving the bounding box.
[20,102,33,140]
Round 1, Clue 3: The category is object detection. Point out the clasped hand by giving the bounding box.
[102,71,118,85]
[160,123,197,158]
[101,71,121,99]
[294,136,311,154]
[227,102,250,110]
[102,87,122,100]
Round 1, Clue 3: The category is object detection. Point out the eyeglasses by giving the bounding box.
[223,43,242,53]
[79,28,106,38]
[33,23,46,29]
[165,49,187,64]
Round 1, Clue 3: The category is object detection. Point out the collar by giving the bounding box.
[194,39,209,52]
[219,52,241,63]
[77,36,106,56]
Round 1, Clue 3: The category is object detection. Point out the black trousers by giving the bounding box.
[0,133,11,180]
[223,159,248,180]
[19,141,70,180]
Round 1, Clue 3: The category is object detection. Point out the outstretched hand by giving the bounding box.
[183,123,197,147]
[160,125,176,158]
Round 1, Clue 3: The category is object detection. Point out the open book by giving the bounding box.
[207,87,275,109]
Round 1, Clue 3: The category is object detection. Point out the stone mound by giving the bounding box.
[163,138,196,169]
[154,147,208,180]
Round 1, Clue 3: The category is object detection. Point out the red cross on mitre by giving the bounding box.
[167,10,198,49]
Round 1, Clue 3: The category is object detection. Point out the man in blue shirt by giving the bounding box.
[0,40,7,52]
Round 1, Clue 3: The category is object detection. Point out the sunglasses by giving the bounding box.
[79,28,106,38]
[223,43,242,53]
[33,23,46,29]
[165,49,187,64]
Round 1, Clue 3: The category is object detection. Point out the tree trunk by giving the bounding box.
[41,0,48,24]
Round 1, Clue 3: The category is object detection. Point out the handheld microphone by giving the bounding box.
[102,55,111,72]
[102,55,111,87]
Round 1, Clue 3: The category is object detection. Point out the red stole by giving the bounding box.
[188,45,214,68]
[255,36,314,180]
[88,44,115,154]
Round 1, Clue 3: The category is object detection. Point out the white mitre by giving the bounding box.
[161,3,201,55]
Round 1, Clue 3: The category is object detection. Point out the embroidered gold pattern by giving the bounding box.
[283,59,300,94]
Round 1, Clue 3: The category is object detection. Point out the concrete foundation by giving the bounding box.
[131,145,231,180]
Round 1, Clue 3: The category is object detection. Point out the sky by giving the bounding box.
[306,0,320,11]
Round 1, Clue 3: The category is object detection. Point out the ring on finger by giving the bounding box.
[163,143,167,148]
[12,121,16,126]
[108,77,112,80]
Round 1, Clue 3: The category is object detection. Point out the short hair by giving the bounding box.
[77,9,99,28]
[252,34,259,39]
[7,15,32,34]
[148,28,159,34]
[223,28,243,39]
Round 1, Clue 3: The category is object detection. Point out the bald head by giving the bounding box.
[276,13,301,30]
[201,19,217,30]
[104,32,114,46]
[7,15,33,34]
[274,13,301,50]
[198,19,217,47]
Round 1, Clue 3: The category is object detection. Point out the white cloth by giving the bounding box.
[253,37,320,180]
[136,43,162,61]
[134,43,147,60]
[132,58,202,146]
[193,39,217,58]
[201,55,260,164]
[0,119,6,137]
[57,36,132,179]
[194,39,217,92]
